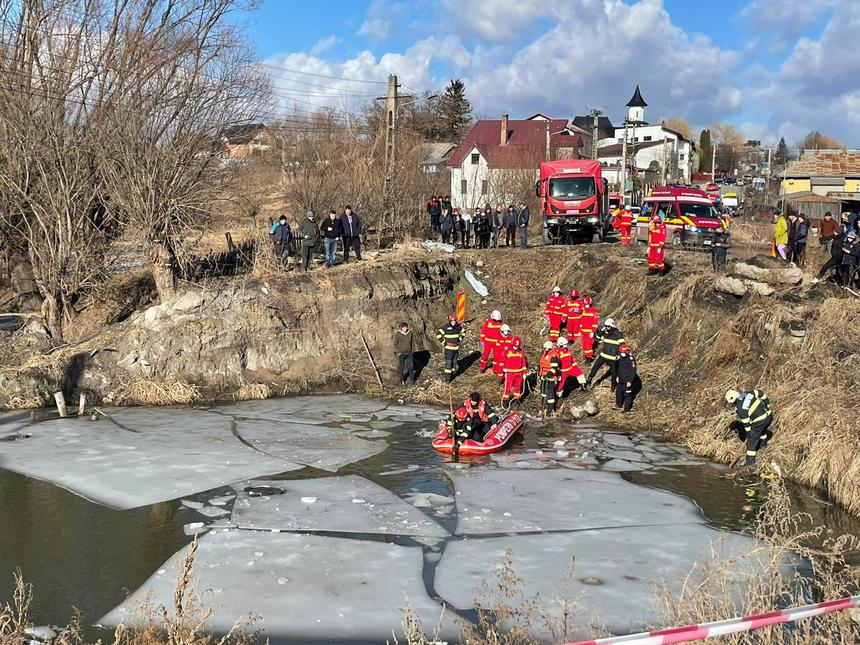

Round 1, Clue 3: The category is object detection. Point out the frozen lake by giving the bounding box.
[0,395,854,643]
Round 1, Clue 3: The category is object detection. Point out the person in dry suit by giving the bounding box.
[615,343,641,413]
[725,388,774,466]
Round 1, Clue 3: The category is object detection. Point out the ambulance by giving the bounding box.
[635,186,725,247]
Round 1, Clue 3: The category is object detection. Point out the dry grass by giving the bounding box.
[115,379,202,406]
[232,381,272,401]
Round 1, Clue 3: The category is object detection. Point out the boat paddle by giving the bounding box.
[449,386,460,462]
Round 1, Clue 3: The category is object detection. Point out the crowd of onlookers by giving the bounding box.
[425,195,531,250]
[268,205,363,271]
[772,210,860,285]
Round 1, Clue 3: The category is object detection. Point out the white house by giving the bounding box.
[600,86,693,184]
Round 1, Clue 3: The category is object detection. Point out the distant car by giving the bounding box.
[723,177,737,185]
[705,183,718,192]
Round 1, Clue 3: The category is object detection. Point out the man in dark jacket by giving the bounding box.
[297,211,320,271]
[586,318,626,392]
[441,195,452,213]
[474,208,491,249]
[340,205,362,263]
[270,215,292,263]
[427,196,441,239]
[321,210,342,268]
[393,321,415,385]
[840,231,860,286]
[517,202,530,249]
[439,207,454,244]
[491,206,502,247]
[788,213,808,266]
[504,205,517,247]
[436,314,463,382]
[819,231,846,282]
[711,227,730,272]
[615,343,641,413]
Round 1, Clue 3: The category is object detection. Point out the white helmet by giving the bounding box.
[557,336,569,347]
[500,323,511,334]
[725,389,740,404]
[604,318,616,328]
[552,286,562,295]
[543,340,554,350]
[491,310,502,321]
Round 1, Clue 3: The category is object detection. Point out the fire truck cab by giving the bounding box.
[635,186,725,248]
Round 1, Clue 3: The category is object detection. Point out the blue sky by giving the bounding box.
[244,0,860,145]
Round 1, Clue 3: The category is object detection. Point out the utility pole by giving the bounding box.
[765,146,772,205]
[381,75,398,242]
[711,144,717,183]
[661,136,667,185]
[619,119,628,194]
[590,108,601,160]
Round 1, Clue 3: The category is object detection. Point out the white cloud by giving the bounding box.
[357,0,405,40]
[309,35,341,57]
[439,0,550,41]
[740,0,834,41]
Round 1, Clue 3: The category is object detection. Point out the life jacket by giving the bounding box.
[480,319,503,344]
[464,398,490,423]
[503,350,527,374]
[538,349,560,378]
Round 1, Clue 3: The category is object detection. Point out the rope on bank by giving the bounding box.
[564,595,860,645]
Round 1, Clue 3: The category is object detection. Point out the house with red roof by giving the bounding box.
[446,114,584,208]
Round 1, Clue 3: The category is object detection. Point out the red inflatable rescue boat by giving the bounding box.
[431,410,525,456]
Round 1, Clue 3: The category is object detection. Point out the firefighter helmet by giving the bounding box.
[604,317,616,328]
[552,286,562,295]
[512,336,522,350]
[447,314,457,323]
[619,343,631,355]
[542,340,554,350]
[500,323,511,334]
[570,289,579,299]
[583,296,593,306]
[725,389,741,405]
[455,406,468,421]
[490,310,502,321]
[557,336,569,347]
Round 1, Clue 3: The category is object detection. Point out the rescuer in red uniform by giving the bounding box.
[579,297,598,362]
[555,336,586,398]
[479,310,504,372]
[544,286,568,341]
[501,337,528,405]
[493,324,515,382]
[648,214,667,274]
[566,289,583,343]
[614,206,634,246]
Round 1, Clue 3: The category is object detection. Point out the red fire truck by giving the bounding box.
[635,185,725,248]
[535,160,610,244]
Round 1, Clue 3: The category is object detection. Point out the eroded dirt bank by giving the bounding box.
[1,243,859,514]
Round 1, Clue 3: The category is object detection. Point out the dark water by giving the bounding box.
[2,406,859,640]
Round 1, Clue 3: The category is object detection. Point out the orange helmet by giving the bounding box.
[512,336,522,350]
[455,406,468,421]
[619,343,631,355]
[570,289,579,299]
[651,215,661,223]
[447,314,457,323]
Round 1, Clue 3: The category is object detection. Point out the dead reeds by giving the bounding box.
[115,379,202,406]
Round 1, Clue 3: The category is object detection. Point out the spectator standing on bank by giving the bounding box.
[321,210,342,268]
[517,202,530,249]
[789,213,808,266]
[460,208,472,248]
[773,212,788,261]
[491,206,502,248]
[340,205,362,263]
[427,196,441,239]
[504,205,517,247]
[270,215,292,264]
[393,321,416,385]
[441,195,452,213]
[819,211,838,254]
[453,211,464,247]
[439,207,454,244]
[298,210,320,271]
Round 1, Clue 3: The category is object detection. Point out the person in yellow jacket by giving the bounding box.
[772,212,788,261]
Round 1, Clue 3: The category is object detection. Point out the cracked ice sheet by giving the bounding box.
[230,475,448,537]
[205,394,389,425]
[0,410,33,436]
[99,530,455,642]
[451,469,703,535]
[236,418,387,472]
[435,526,765,640]
[0,410,300,509]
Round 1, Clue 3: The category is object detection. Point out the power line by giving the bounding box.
[257,61,387,85]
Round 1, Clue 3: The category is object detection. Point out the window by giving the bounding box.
[471,153,480,165]
[481,179,488,195]
[643,135,652,141]
[633,137,639,142]
[679,153,685,161]
[549,177,595,199]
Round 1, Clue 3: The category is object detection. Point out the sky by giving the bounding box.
[241,0,860,146]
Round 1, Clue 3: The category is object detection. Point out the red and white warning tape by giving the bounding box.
[565,595,860,645]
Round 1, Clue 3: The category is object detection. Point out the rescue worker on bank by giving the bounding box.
[613,205,634,246]
[586,318,625,392]
[566,289,583,344]
[436,314,463,382]
[555,336,586,399]
[501,337,528,405]
[647,214,667,275]
[479,310,504,373]
[461,392,499,442]
[493,323,515,383]
[538,340,561,414]
[725,388,774,466]
[544,286,567,341]
[615,343,641,412]
[579,296,598,362]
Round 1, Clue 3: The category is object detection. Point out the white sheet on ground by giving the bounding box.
[99,530,454,642]
[230,476,448,537]
[450,468,702,535]
[0,411,300,509]
[236,419,387,472]
[435,526,764,640]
